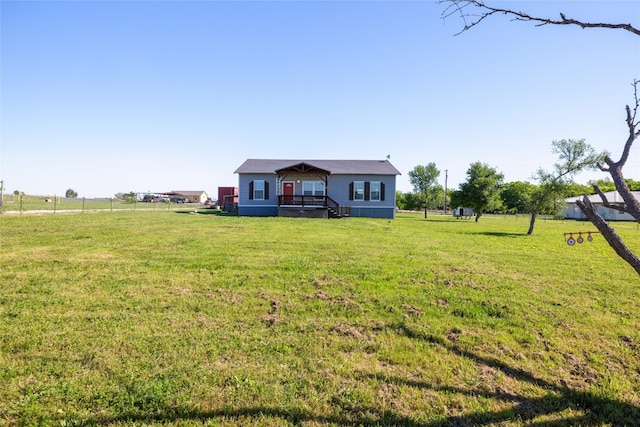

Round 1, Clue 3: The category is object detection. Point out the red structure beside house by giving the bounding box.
[218,186,238,211]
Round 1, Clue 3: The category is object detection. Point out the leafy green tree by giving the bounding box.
[526,139,604,235]
[115,191,137,203]
[500,181,535,214]
[408,163,441,218]
[565,182,594,197]
[456,162,504,222]
[65,188,78,198]
[587,178,616,193]
[588,178,640,193]
[396,191,424,211]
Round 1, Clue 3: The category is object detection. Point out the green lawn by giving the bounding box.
[1,211,639,426]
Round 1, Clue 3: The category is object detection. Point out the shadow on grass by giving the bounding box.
[174,209,238,217]
[63,324,638,426]
[383,323,640,426]
[473,231,526,237]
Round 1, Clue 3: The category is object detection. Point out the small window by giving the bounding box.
[253,180,265,200]
[354,181,365,201]
[370,181,381,201]
[304,181,325,197]
[303,181,313,196]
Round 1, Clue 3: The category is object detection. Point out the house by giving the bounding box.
[166,191,209,204]
[565,190,640,221]
[234,159,401,218]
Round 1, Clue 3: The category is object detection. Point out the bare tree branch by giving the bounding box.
[440,0,640,37]
[592,185,631,215]
[576,197,640,275]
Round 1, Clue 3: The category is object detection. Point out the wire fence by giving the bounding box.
[1,195,206,214]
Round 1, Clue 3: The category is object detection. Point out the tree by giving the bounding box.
[396,191,424,211]
[441,1,640,274]
[526,139,604,235]
[456,162,504,222]
[65,189,78,198]
[500,181,535,214]
[440,1,640,37]
[587,178,640,193]
[115,191,137,203]
[565,182,594,198]
[408,163,441,218]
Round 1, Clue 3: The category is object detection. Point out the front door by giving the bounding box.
[283,181,295,204]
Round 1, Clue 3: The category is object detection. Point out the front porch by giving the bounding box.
[277,195,348,218]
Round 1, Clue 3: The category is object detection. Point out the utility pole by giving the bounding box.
[443,170,448,214]
[0,180,3,212]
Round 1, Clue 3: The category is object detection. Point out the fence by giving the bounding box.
[1,195,204,214]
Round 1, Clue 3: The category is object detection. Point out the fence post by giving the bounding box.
[111,198,114,212]
[82,197,85,213]
[54,195,57,214]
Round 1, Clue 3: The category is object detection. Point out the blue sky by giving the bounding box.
[2,1,639,198]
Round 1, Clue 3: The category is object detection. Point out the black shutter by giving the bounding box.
[364,182,370,201]
[249,181,254,200]
[381,182,386,201]
[265,181,269,200]
[349,182,354,201]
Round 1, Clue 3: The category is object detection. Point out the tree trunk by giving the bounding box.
[527,211,537,235]
[576,196,640,275]
[424,206,428,219]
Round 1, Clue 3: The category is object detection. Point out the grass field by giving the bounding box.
[1,210,639,426]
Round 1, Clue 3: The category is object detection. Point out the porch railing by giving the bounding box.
[278,195,329,207]
[277,195,343,217]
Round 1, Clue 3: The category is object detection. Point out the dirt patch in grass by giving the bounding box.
[402,304,424,317]
[332,322,367,340]
[314,290,363,311]
[260,295,283,326]
[311,274,345,287]
[619,335,640,352]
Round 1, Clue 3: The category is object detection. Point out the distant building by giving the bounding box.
[166,191,209,204]
[565,191,640,221]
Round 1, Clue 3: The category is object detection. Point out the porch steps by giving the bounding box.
[327,207,343,219]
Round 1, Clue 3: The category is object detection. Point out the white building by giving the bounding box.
[565,191,640,221]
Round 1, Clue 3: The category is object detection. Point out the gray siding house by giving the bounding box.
[565,190,640,221]
[234,159,401,218]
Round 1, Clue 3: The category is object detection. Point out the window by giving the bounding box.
[354,181,364,201]
[350,181,385,202]
[370,181,381,201]
[303,181,325,196]
[253,180,265,200]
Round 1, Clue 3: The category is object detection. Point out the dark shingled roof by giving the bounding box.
[234,159,401,175]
